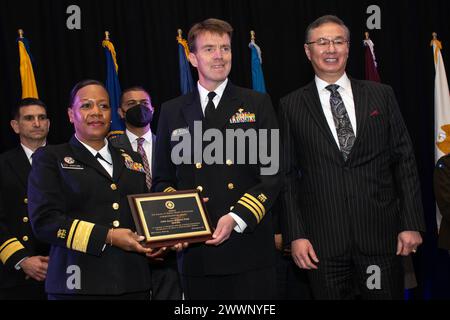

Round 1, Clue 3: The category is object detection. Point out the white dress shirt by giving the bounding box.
[315,73,357,148]
[197,79,247,233]
[198,78,228,115]
[21,142,46,165]
[126,129,153,177]
[75,135,113,177]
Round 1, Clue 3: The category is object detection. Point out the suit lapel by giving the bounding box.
[348,79,369,159]
[69,136,112,181]
[7,146,31,188]
[181,91,204,133]
[303,81,341,153]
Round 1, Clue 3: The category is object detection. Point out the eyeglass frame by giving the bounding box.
[306,37,350,47]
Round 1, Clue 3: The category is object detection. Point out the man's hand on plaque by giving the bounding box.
[205,214,236,246]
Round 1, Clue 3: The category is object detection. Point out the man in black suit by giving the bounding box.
[109,87,182,300]
[0,98,50,299]
[279,15,425,299]
[153,18,281,299]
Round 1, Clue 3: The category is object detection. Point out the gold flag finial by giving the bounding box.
[432,32,438,40]
[177,29,183,38]
[250,30,255,41]
[18,29,24,39]
[104,31,110,41]
[364,31,370,40]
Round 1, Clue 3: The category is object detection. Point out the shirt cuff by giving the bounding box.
[229,212,247,233]
[15,257,28,270]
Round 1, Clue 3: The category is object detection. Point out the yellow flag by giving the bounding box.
[18,37,38,98]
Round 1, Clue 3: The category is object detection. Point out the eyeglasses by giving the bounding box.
[306,38,349,47]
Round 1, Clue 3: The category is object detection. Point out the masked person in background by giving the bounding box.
[109,86,183,300]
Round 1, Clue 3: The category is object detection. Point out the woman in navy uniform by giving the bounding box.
[28,80,163,299]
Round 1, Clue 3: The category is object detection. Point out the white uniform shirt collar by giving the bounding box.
[75,135,112,163]
[21,142,46,165]
[198,78,228,111]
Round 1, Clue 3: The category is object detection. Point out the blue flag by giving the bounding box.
[249,40,266,93]
[102,39,124,135]
[177,35,194,94]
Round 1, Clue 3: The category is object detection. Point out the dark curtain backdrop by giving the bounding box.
[1,0,449,299]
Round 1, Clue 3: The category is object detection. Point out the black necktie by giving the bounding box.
[204,91,217,119]
[325,84,355,161]
[95,152,112,165]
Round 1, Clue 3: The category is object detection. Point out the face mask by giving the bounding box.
[125,104,153,127]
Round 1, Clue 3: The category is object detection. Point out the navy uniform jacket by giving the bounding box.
[153,82,282,276]
[0,146,49,288]
[279,79,426,258]
[28,136,151,295]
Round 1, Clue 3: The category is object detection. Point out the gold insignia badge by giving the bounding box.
[57,229,67,239]
[258,193,268,203]
[165,201,175,210]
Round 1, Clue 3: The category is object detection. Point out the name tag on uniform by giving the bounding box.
[61,163,84,170]
[61,156,84,170]
[171,127,190,137]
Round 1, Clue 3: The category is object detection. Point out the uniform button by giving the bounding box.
[24,198,28,204]
[22,236,29,242]
[196,186,203,192]
[226,159,233,166]
[195,163,202,169]
[228,183,234,190]
[112,203,120,210]
[110,183,117,190]
[112,220,120,228]
[23,217,29,223]
[230,206,234,211]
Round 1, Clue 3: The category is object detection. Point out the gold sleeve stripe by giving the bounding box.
[0,239,25,264]
[243,193,265,216]
[240,197,263,220]
[71,221,95,253]
[237,200,261,223]
[0,238,17,252]
[164,187,176,193]
[66,219,80,249]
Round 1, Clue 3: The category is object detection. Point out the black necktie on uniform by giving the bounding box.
[204,91,217,119]
[95,152,112,165]
[325,84,356,161]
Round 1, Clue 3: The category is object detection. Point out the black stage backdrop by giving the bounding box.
[1,0,449,299]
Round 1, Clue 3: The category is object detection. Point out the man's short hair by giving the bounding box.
[305,15,350,43]
[120,86,152,106]
[188,18,233,53]
[69,79,108,108]
[12,98,48,120]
